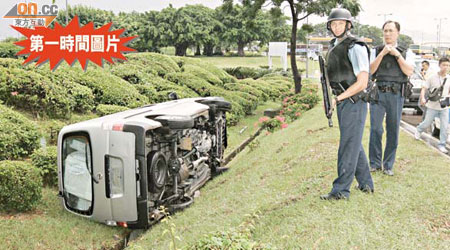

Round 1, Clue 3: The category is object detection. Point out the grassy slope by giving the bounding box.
[128,104,450,249]
[225,101,279,155]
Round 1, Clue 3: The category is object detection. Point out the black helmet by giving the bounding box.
[327,8,353,30]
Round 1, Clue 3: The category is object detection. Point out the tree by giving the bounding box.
[157,4,221,56]
[312,22,414,48]
[54,5,115,27]
[398,34,414,49]
[266,7,291,42]
[245,0,361,93]
[217,2,272,56]
[130,10,163,52]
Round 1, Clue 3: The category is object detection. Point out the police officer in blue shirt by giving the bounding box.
[369,21,414,176]
[320,8,374,200]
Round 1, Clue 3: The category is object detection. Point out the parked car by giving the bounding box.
[57,96,231,229]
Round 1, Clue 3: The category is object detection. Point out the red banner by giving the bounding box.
[12,16,137,70]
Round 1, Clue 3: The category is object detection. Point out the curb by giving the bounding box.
[400,120,450,159]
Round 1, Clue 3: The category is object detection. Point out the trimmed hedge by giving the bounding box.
[182,64,223,86]
[0,58,23,68]
[223,66,274,79]
[109,63,155,84]
[223,83,264,100]
[0,42,21,59]
[61,67,149,108]
[0,161,42,212]
[127,52,180,77]
[0,104,41,160]
[0,67,72,118]
[34,66,96,113]
[238,78,272,101]
[96,104,130,116]
[31,146,57,187]
[165,72,214,97]
[146,76,199,102]
[174,56,236,84]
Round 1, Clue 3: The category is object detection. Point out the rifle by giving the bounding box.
[318,55,333,127]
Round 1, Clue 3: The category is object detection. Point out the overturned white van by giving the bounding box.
[57,97,231,229]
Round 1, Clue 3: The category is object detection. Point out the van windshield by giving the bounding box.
[62,135,93,214]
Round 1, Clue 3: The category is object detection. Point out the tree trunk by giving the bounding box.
[203,42,214,56]
[237,42,245,57]
[175,44,188,56]
[195,45,201,56]
[290,16,302,93]
[214,46,223,56]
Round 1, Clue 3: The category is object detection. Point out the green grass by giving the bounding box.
[0,188,128,249]
[128,104,450,249]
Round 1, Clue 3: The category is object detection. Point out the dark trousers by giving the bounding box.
[331,99,374,197]
[369,84,404,170]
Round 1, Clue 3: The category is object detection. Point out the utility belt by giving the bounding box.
[378,84,401,94]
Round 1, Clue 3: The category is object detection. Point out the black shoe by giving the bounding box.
[370,167,381,172]
[358,185,374,193]
[320,193,348,200]
[383,169,394,176]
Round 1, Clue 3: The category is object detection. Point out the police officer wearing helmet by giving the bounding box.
[320,8,374,200]
[369,21,414,176]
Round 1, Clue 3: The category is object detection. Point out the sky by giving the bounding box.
[1,0,450,47]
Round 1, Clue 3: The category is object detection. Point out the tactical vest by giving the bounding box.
[372,45,408,83]
[326,36,369,91]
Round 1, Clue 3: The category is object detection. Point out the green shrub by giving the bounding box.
[127,53,180,77]
[223,83,264,100]
[174,56,236,83]
[33,66,96,113]
[109,63,155,84]
[0,58,23,67]
[224,66,292,80]
[280,84,320,121]
[182,64,223,86]
[96,104,130,116]
[0,104,41,160]
[238,78,272,101]
[0,42,21,58]
[165,72,214,97]
[259,76,292,96]
[59,67,148,108]
[0,67,72,118]
[31,146,57,187]
[42,119,66,145]
[134,84,159,104]
[145,76,199,102]
[0,161,42,212]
